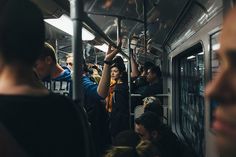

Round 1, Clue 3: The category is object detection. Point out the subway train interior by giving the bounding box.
[7,0,236,156]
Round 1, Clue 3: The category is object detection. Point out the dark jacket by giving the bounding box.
[110,83,130,137]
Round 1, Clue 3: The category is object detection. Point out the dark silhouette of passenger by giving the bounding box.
[113,130,140,148]
[0,0,87,156]
[135,112,183,157]
[0,123,28,157]
[205,6,236,157]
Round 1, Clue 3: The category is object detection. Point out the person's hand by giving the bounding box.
[104,45,118,61]
[104,40,122,61]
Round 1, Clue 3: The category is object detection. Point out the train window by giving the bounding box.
[209,31,220,125]
[178,46,205,157]
[210,32,220,78]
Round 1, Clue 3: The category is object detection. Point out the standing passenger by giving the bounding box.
[0,0,87,156]
[66,54,73,71]
[205,6,236,157]
[35,43,72,97]
[141,66,163,98]
[109,56,130,138]
[83,46,121,156]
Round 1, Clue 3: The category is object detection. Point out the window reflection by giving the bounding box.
[179,49,205,157]
[210,32,220,126]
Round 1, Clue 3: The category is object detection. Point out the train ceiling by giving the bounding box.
[48,0,190,48]
[32,0,223,63]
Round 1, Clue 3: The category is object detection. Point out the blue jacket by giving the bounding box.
[42,67,72,97]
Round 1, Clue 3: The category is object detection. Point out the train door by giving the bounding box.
[173,44,205,157]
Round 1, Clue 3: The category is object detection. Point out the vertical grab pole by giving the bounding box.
[116,17,121,43]
[55,39,59,63]
[70,1,94,157]
[143,0,147,62]
[127,38,132,128]
[70,0,84,104]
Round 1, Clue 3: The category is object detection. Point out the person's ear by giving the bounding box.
[151,131,158,139]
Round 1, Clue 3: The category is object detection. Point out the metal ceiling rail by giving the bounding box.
[86,11,145,23]
[162,0,193,47]
[83,13,129,58]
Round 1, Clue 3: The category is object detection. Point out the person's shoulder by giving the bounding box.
[160,125,181,145]
[54,66,72,81]
[114,83,128,90]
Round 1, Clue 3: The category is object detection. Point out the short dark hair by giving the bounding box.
[135,112,161,132]
[111,56,126,72]
[113,130,140,147]
[111,56,127,83]
[38,43,57,64]
[149,66,162,78]
[143,62,154,72]
[0,0,45,66]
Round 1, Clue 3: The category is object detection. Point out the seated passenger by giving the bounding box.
[136,140,161,157]
[143,96,163,117]
[104,140,161,157]
[35,43,72,96]
[0,0,87,156]
[135,112,183,157]
[113,130,140,147]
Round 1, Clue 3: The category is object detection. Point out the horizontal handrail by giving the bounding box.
[131,94,170,97]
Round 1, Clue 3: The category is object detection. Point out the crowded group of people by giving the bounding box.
[0,0,236,157]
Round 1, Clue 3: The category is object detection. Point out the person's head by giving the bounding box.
[141,62,154,77]
[146,66,162,83]
[35,43,57,79]
[113,130,140,148]
[143,97,163,117]
[205,7,236,156]
[105,141,160,157]
[136,140,161,157]
[135,112,161,141]
[66,55,73,70]
[0,0,44,67]
[104,146,136,157]
[111,56,127,82]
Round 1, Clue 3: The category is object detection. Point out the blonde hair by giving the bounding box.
[136,140,160,157]
[104,146,135,157]
[104,141,160,157]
